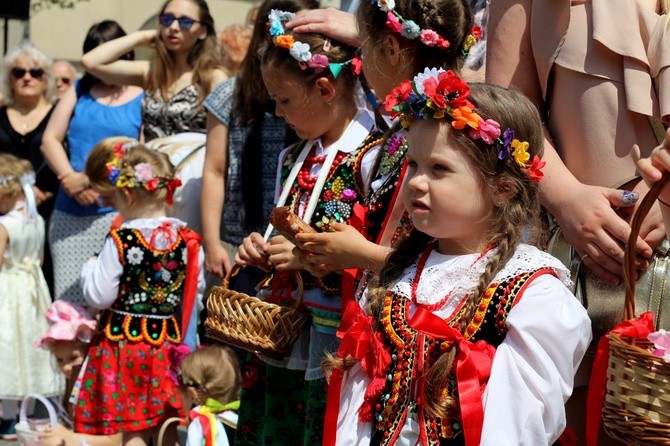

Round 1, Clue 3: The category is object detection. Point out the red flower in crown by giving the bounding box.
[385,79,412,112]
[471,24,483,40]
[145,178,160,191]
[351,56,362,75]
[526,155,546,183]
[423,70,470,110]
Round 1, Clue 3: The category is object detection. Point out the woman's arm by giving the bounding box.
[41,88,91,198]
[487,0,653,283]
[200,112,231,278]
[80,30,155,88]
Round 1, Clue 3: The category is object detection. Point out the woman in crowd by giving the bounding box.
[0,42,58,293]
[80,0,226,141]
[41,20,143,306]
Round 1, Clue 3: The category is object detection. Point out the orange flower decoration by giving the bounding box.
[450,106,481,131]
[274,35,294,49]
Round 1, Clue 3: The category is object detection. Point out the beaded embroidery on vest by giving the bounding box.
[371,269,554,445]
[98,228,190,346]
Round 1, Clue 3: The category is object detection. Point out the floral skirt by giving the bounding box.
[73,336,181,435]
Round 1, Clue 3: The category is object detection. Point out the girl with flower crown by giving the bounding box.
[232,9,383,445]
[74,138,205,446]
[325,71,591,446]
[0,153,62,441]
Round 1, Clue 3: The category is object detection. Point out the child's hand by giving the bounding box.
[204,243,232,279]
[235,232,271,271]
[295,222,385,271]
[267,235,303,271]
[39,424,75,446]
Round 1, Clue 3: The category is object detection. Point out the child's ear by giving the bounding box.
[187,386,199,404]
[121,188,135,206]
[385,34,402,67]
[315,77,337,105]
[492,180,518,206]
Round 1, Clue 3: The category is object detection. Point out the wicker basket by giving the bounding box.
[205,265,309,358]
[602,173,670,445]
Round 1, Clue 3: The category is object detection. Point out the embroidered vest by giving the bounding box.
[370,269,553,445]
[99,227,194,346]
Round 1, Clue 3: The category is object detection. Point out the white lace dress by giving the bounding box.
[335,244,592,445]
[0,202,63,399]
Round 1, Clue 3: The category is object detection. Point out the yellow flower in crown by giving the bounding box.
[274,35,294,49]
[511,139,530,167]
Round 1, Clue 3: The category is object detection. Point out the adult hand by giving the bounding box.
[285,8,360,47]
[74,188,99,206]
[553,182,652,285]
[137,29,158,48]
[616,179,665,252]
[59,171,90,197]
[636,131,670,204]
[267,235,303,271]
[235,232,271,271]
[204,243,232,279]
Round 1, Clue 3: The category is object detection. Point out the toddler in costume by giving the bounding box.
[234,9,383,445]
[326,72,592,445]
[175,345,241,446]
[0,154,62,440]
[75,138,205,446]
[36,301,122,446]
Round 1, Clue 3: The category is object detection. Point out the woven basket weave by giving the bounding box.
[205,265,309,358]
[602,173,670,445]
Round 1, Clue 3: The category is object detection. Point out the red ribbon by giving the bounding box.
[585,311,655,446]
[408,307,494,446]
[323,300,390,446]
[189,408,215,446]
[180,228,202,337]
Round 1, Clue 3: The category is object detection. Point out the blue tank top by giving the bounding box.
[55,82,143,216]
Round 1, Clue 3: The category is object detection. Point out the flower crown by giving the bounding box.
[387,68,545,182]
[106,141,182,205]
[374,0,482,57]
[268,9,362,77]
[0,171,35,188]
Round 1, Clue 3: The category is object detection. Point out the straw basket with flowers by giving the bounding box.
[587,174,670,446]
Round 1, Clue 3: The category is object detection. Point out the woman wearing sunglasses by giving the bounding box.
[0,41,58,298]
[81,0,226,142]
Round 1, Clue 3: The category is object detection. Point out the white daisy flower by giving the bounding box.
[126,246,144,265]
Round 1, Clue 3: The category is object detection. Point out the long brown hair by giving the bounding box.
[150,0,222,105]
[179,345,240,406]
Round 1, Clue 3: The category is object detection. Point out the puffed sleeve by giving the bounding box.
[80,235,122,309]
[480,274,592,445]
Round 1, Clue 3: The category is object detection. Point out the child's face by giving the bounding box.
[50,340,87,380]
[261,64,332,141]
[403,120,495,255]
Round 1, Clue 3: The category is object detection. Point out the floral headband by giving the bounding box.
[386,68,545,182]
[106,141,182,205]
[268,9,362,77]
[374,0,482,57]
[0,170,38,217]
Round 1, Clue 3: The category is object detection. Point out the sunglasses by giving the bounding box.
[56,76,72,86]
[11,67,44,80]
[158,13,200,30]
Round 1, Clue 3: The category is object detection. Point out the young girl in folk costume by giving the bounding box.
[0,154,62,440]
[326,72,592,445]
[175,345,241,446]
[290,0,481,289]
[35,301,122,446]
[75,140,205,446]
[233,10,382,444]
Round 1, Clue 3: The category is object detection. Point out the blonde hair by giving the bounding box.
[85,137,176,205]
[179,345,240,406]
[0,42,56,105]
[0,154,33,205]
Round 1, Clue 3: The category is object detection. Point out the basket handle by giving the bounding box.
[223,264,305,308]
[156,417,183,446]
[20,394,58,426]
[623,172,670,320]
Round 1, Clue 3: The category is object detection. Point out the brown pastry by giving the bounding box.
[270,206,316,245]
